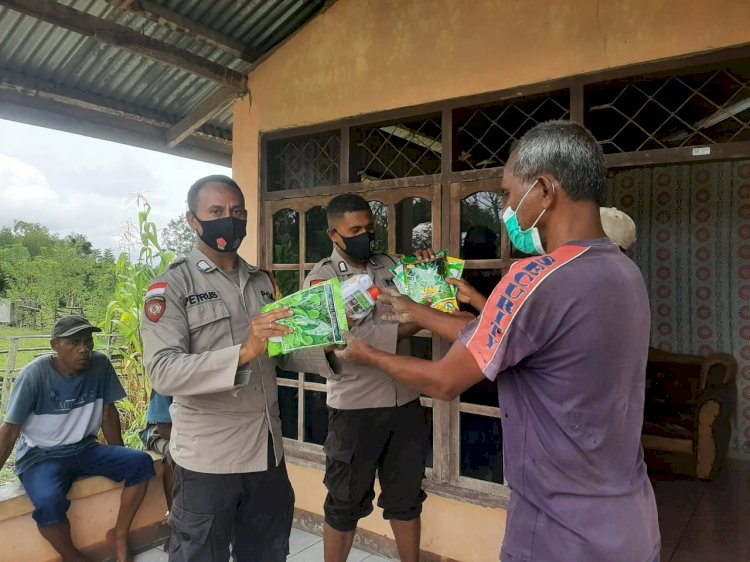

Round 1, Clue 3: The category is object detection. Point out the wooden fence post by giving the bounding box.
[1,338,19,418]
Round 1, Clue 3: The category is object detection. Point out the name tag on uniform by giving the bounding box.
[185,291,220,305]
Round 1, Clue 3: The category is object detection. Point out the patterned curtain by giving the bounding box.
[605,160,750,459]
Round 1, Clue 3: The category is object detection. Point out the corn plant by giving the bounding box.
[103,195,174,447]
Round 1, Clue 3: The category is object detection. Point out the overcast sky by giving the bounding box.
[0,118,230,253]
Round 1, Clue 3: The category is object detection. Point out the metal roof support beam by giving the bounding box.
[0,0,247,91]
[0,68,229,144]
[108,0,261,63]
[166,85,240,147]
[0,83,231,166]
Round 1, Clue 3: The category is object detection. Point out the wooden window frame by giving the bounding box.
[259,44,750,508]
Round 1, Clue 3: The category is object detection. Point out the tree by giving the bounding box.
[12,221,55,257]
[161,213,195,257]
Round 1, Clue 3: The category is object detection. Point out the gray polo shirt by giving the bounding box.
[459,240,660,562]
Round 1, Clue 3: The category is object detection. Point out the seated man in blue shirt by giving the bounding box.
[140,391,174,514]
[0,316,155,562]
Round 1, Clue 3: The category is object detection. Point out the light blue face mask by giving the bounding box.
[502,180,548,255]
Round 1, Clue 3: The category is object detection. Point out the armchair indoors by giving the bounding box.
[642,348,737,480]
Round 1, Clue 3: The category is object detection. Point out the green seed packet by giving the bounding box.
[262,278,349,357]
[391,250,465,313]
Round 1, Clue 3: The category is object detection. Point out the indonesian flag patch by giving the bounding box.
[144,282,168,322]
[145,282,168,300]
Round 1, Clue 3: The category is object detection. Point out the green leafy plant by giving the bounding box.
[103,195,174,447]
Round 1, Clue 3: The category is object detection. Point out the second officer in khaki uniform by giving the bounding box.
[141,175,299,562]
[293,194,430,562]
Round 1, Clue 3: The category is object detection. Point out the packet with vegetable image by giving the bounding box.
[262,278,349,357]
[390,250,465,313]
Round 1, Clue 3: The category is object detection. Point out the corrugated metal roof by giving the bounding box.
[0,0,329,162]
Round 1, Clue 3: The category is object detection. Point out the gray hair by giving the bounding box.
[509,120,607,203]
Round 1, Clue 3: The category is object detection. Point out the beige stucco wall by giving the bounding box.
[235,0,750,263]
[288,462,506,561]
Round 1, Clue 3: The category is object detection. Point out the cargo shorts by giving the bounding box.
[323,400,429,532]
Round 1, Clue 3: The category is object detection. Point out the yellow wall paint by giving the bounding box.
[287,462,506,562]
[233,0,750,263]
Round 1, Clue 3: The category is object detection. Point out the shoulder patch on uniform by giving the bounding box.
[310,279,325,286]
[144,297,166,323]
[196,259,212,272]
[338,261,348,273]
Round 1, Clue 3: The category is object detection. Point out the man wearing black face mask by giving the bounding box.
[141,175,300,562]
[290,194,430,562]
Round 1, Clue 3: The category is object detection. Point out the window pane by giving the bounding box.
[276,366,298,381]
[272,209,299,264]
[278,386,298,439]
[305,372,327,384]
[305,206,330,263]
[396,197,432,254]
[461,268,502,310]
[460,378,499,407]
[351,115,441,181]
[460,193,502,260]
[453,91,570,171]
[304,390,328,445]
[369,200,388,253]
[267,132,340,191]
[273,270,300,297]
[460,412,503,484]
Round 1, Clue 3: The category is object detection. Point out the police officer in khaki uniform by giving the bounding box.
[141,175,299,562]
[292,194,430,562]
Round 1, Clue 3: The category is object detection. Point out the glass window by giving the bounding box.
[460,412,503,484]
[369,200,389,253]
[304,391,328,445]
[351,115,441,181]
[278,385,299,439]
[396,197,432,255]
[267,132,340,191]
[305,206,330,264]
[272,209,299,264]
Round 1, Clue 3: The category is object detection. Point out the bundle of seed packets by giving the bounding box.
[390,250,465,313]
[262,278,349,356]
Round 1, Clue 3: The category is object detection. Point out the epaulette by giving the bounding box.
[311,257,333,271]
[167,256,187,269]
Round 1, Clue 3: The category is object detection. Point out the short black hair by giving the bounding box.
[325,193,372,227]
[187,175,244,214]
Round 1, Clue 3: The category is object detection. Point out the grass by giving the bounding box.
[0,326,46,487]
[0,454,15,487]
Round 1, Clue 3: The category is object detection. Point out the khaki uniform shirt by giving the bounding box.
[293,247,421,410]
[141,249,288,474]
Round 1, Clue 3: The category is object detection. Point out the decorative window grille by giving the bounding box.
[453,91,570,171]
[585,61,750,154]
[267,132,340,191]
[350,115,442,181]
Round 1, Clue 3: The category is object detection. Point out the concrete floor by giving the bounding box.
[133,527,393,561]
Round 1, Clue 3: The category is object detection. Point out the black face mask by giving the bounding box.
[196,216,247,253]
[335,231,374,261]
